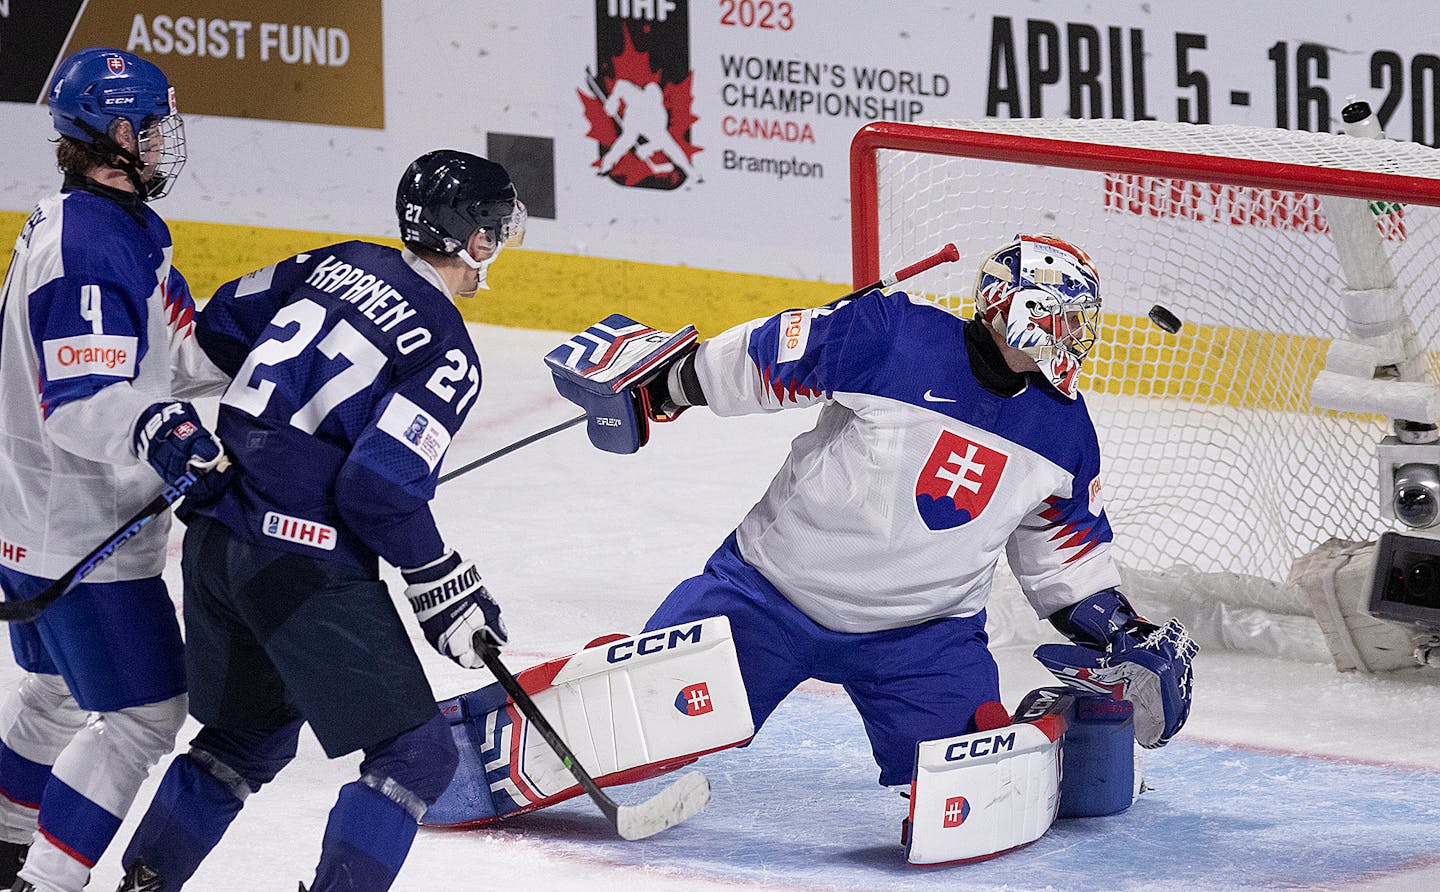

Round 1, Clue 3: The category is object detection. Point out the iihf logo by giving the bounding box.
[674,682,713,716]
[942,795,970,828]
[914,431,1009,531]
[582,2,700,189]
[404,414,429,446]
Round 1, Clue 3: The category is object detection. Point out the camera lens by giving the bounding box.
[1396,486,1438,527]
[1404,560,1440,607]
[1393,464,1440,529]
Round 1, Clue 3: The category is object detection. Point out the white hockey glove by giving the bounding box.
[402,551,507,668]
[1035,589,1198,748]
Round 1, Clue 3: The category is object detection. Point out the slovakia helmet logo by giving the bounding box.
[581,22,700,189]
[915,431,1009,531]
[674,682,713,716]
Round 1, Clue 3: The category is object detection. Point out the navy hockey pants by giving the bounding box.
[178,515,437,756]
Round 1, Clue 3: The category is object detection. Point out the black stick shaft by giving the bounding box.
[437,414,586,486]
[476,636,621,824]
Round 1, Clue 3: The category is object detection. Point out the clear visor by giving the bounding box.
[466,198,528,260]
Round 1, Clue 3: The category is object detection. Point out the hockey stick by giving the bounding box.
[434,243,961,488]
[475,635,711,840]
[844,242,960,299]
[0,466,213,623]
[438,413,586,486]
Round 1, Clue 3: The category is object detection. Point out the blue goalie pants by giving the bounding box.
[644,533,1000,786]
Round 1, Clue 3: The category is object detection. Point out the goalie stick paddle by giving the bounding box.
[474,635,712,840]
[0,466,212,623]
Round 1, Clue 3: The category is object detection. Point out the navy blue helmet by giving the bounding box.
[397,150,525,256]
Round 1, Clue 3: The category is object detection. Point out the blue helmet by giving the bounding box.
[47,47,186,200]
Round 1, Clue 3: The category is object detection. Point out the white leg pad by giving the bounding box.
[427,616,754,825]
[905,718,1063,865]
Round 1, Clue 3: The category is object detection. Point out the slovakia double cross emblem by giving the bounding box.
[915,431,1009,530]
[675,682,713,717]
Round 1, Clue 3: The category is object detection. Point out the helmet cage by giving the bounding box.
[974,234,1101,399]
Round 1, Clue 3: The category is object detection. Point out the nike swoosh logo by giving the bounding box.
[922,389,957,403]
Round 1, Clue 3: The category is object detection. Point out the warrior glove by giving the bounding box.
[403,551,507,668]
[1035,589,1198,748]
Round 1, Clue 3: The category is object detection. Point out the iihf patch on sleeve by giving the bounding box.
[234,262,277,298]
[377,394,451,470]
[776,309,811,363]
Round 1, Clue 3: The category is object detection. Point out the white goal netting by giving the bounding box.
[853,118,1440,656]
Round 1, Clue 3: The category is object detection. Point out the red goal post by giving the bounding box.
[848,117,1440,644]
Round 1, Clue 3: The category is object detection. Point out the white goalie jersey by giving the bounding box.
[694,292,1122,634]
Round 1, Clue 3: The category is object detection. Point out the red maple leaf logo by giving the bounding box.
[578,27,700,189]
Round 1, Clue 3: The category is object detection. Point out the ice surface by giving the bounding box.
[5,324,1438,890]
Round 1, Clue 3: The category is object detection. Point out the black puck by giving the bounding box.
[1148,304,1183,334]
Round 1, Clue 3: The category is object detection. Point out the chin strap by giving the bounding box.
[74,119,155,200]
[455,243,504,296]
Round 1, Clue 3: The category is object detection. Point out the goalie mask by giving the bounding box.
[47,47,186,201]
[396,150,527,294]
[973,234,1101,399]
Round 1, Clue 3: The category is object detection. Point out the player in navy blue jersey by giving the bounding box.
[116,151,524,891]
[0,48,229,892]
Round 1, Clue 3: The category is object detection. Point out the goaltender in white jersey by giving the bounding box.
[510,234,1198,864]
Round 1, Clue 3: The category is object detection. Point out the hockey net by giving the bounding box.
[851,118,1440,658]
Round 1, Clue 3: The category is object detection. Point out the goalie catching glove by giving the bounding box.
[403,551,506,668]
[545,314,702,454]
[1034,589,1197,748]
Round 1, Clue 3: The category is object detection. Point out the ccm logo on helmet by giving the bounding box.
[43,335,137,381]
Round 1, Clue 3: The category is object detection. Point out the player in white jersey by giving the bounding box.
[0,48,227,891]
[549,234,1196,793]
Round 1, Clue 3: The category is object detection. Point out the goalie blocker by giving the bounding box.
[904,687,1140,865]
[423,616,754,826]
[545,314,700,454]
